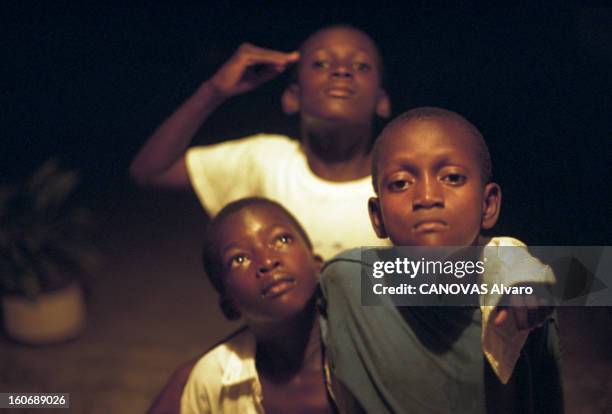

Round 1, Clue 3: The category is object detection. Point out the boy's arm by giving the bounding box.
[129,44,299,188]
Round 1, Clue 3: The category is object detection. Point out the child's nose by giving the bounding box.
[256,256,281,277]
[331,64,353,78]
[412,176,444,210]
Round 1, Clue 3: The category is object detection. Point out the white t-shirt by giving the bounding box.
[181,327,336,414]
[186,134,389,260]
[181,328,264,414]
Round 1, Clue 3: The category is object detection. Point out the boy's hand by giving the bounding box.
[209,43,299,98]
[493,284,554,330]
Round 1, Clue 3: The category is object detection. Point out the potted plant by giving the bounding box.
[0,159,96,344]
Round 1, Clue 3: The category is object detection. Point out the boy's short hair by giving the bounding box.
[371,107,492,192]
[202,197,313,295]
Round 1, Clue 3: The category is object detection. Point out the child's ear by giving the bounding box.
[312,253,324,276]
[219,295,241,321]
[368,197,388,238]
[481,182,502,230]
[375,89,391,119]
[282,84,300,115]
[314,254,324,269]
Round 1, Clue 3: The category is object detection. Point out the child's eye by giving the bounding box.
[312,60,330,69]
[353,62,371,72]
[441,174,467,185]
[229,254,249,268]
[273,234,293,248]
[388,179,409,192]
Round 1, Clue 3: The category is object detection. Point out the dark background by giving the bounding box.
[3,1,611,245]
[2,4,611,412]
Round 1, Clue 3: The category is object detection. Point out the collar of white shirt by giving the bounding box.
[220,331,259,387]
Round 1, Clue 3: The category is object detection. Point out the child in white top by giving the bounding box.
[130,25,392,259]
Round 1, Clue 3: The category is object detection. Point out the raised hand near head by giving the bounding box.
[209,43,299,98]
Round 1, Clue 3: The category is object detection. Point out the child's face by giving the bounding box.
[369,118,500,247]
[217,205,321,326]
[288,27,388,123]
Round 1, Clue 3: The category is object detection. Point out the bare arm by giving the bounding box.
[129,43,299,188]
[129,81,224,188]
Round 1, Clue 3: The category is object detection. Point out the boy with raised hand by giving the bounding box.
[182,197,334,414]
[319,107,563,413]
[130,25,391,259]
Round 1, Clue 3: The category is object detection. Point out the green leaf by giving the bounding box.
[0,158,97,297]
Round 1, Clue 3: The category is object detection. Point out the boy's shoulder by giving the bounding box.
[190,326,256,382]
[186,133,302,175]
[322,247,378,273]
[187,132,300,158]
[320,247,381,295]
[181,327,258,412]
[202,133,298,150]
[246,133,301,157]
[324,247,365,265]
[243,133,299,146]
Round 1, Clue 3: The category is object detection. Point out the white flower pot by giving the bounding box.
[2,282,86,345]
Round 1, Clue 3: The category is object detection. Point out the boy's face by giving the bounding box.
[287,27,388,123]
[217,205,321,326]
[369,118,500,247]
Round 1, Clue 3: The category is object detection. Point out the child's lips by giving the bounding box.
[261,275,297,299]
[413,220,448,233]
[326,86,355,98]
